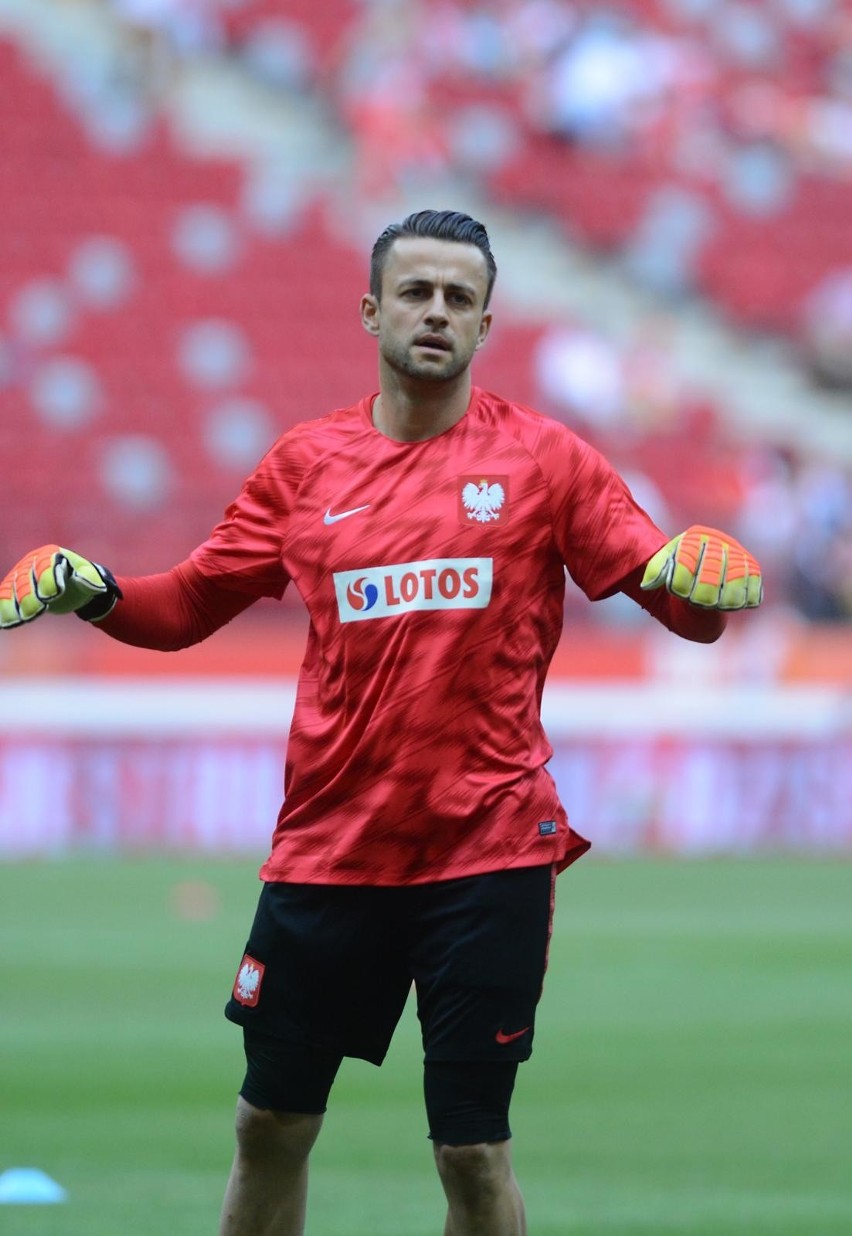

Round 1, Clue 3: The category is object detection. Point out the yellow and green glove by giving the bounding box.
[641,525,763,610]
[0,545,122,629]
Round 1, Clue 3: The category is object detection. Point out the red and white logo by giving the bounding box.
[459,475,508,525]
[334,557,493,623]
[232,954,265,1007]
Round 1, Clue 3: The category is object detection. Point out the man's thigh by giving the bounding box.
[407,863,557,1063]
[225,881,413,1065]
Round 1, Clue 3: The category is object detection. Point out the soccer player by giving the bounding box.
[0,209,763,1236]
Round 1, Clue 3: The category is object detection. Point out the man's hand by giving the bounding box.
[641,525,763,610]
[0,545,122,629]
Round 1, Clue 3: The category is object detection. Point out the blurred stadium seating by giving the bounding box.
[485,0,852,339]
[0,28,370,576]
[2,0,852,621]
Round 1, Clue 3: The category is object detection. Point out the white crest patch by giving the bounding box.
[462,479,506,522]
[237,963,260,1001]
[232,954,265,1007]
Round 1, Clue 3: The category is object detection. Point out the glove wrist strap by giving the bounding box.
[75,592,119,622]
[74,567,123,622]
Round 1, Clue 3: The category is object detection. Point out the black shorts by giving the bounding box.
[225,864,556,1067]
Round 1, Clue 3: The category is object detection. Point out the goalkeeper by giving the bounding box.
[1,209,763,1236]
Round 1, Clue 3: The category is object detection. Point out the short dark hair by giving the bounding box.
[370,209,498,307]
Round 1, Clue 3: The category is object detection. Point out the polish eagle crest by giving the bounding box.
[236,961,260,1002]
[462,479,506,522]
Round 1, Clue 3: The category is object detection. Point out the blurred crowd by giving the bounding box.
[316,0,852,190]
[102,0,852,176]
[533,315,852,623]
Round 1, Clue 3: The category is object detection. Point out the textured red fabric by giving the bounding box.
[98,388,725,884]
[101,561,255,650]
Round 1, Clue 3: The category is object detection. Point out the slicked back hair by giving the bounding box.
[370,209,497,308]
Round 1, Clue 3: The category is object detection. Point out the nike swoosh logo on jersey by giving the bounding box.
[324,504,371,525]
[495,1026,530,1045]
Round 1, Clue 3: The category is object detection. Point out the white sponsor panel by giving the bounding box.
[333,557,493,623]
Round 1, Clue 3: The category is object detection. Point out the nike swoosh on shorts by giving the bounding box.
[495,1027,530,1045]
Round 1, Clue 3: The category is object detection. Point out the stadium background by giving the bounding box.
[1,1,850,1234]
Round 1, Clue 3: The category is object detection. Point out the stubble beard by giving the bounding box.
[381,336,473,385]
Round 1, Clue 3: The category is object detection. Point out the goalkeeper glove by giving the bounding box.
[641,525,763,610]
[0,545,122,629]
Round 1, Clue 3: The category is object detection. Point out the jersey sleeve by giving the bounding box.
[538,421,668,601]
[189,458,292,599]
[619,563,727,643]
[535,420,726,642]
[97,560,257,650]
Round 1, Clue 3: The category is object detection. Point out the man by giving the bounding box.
[0,209,762,1235]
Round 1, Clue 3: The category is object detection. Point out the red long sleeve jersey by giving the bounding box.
[181,388,671,885]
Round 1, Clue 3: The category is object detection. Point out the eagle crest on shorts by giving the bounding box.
[233,954,265,1007]
[237,963,260,1001]
[462,480,505,523]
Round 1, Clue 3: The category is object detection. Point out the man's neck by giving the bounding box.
[373,372,472,442]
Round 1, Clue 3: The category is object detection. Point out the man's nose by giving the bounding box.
[424,293,449,323]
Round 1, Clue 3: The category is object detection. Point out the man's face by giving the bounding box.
[361,237,492,383]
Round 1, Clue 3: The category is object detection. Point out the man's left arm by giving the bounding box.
[620,524,763,643]
[535,424,763,639]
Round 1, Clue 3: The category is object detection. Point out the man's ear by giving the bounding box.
[475,311,493,350]
[360,293,380,336]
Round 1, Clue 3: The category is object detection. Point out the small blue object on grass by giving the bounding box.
[0,1167,68,1204]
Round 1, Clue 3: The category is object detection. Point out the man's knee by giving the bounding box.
[433,1139,512,1200]
[233,1097,323,1166]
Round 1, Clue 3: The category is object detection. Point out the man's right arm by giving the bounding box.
[2,442,293,648]
[1,547,255,649]
[99,560,257,650]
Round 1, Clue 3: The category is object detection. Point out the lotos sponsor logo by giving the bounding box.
[346,576,380,612]
[334,558,492,623]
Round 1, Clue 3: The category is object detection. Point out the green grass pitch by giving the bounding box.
[1,856,850,1235]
